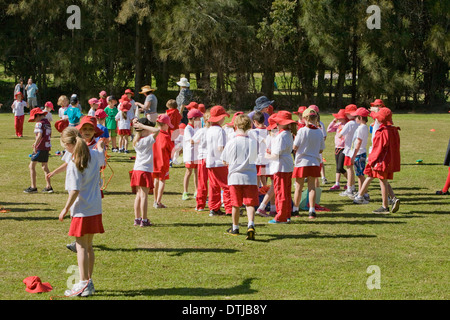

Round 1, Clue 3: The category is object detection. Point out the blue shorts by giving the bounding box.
[31,150,49,163]
[354,153,367,176]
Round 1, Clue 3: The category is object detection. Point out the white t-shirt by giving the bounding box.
[88,108,96,117]
[221,135,258,185]
[133,134,156,172]
[115,110,135,130]
[65,149,105,218]
[248,128,269,166]
[206,125,227,168]
[183,124,199,163]
[59,106,68,119]
[12,100,27,116]
[223,125,236,142]
[351,124,369,157]
[45,112,53,122]
[340,120,359,157]
[271,130,294,173]
[264,132,278,175]
[293,126,325,167]
[192,127,208,160]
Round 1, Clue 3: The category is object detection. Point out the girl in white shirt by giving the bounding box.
[182,109,202,200]
[130,118,160,227]
[11,92,27,137]
[115,101,135,153]
[58,127,106,297]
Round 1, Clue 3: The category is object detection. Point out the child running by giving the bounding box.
[221,114,258,240]
[292,108,325,219]
[130,118,160,227]
[58,127,106,297]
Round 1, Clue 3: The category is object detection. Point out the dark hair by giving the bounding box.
[253,111,265,124]
[137,117,155,127]
[357,115,368,123]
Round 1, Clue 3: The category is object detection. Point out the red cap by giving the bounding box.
[120,101,132,112]
[198,104,206,113]
[188,108,203,119]
[186,102,199,110]
[95,109,107,119]
[54,119,69,133]
[293,106,307,115]
[373,107,393,125]
[267,113,278,130]
[23,276,53,294]
[370,99,385,108]
[157,114,174,128]
[351,107,370,117]
[179,123,187,129]
[119,94,130,104]
[88,98,99,105]
[28,107,47,122]
[99,90,107,97]
[208,106,230,123]
[332,109,347,119]
[309,105,320,113]
[226,111,244,126]
[44,101,54,110]
[15,92,23,100]
[124,89,134,96]
[345,104,358,114]
[274,110,296,126]
[76,116,105,137]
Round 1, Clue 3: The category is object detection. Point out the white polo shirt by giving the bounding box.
[271,130,294,173]
[351,124,369,157]
[248,128,269,166]
[115,110,135,130]
[133,134,156,172]
[293,126,325,167]
[192,127,208,160]
[205,125,227,168]
[12,100,27,116]
[183,124,199,163]
[340,120,359,157]
[221,135,258,185]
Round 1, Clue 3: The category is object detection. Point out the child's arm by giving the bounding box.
[59,190,79,221]
[133,120,160,138]
[33,132,43,153]
[351,138,362,163]
[47,162,68,179]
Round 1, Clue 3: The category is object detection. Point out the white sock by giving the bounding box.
[293,206,299,212]
[248,221,254,228]
[258,203,266,211]
[335,182,340,186]
[232,224,239,231]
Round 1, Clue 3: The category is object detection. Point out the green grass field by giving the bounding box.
[0,112,448,300]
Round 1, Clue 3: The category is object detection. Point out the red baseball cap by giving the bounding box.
[186,102,199,110]
[99,90,107,97]
[15,92,23,100]
[28,107,47,122]
[293,106,307,115]
[208,105,230,123]
[198,104,206,113]
[76,116,105,137]
[332,109,347,119]
[345,104,358,114]
[188,108,203,119]
[226,112,244,126]
[44,101,54,110]
[274,110,296,126]
[373,107,393,125]
[95,109,107,119]
[309,105,320,113]
[124,89,134,96]
[267,113,278,130]
[370,99,385,108]
[119,94,130,104]
[88,98,100,105]
[157,113,174,128]
[120,101,132,112]
[351,107,370,117]
[23,276,52,294]
[54,119,69,133]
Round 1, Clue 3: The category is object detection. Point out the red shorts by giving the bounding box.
[292,166,321,178]
[152,171,170,181]
[229,185,259,207]
[68,214,104,237]
[256,165,269,176]
[185,162,198,169]
[130,170,154,189]
[344,156,352,167]
[364,166,394,180]
[118,129,131,136]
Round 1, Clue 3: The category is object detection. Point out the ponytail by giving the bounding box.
[61,127,91,172]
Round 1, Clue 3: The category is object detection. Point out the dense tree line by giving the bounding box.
[0,0,448,111]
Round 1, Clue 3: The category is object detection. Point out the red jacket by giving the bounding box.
[153,130,174,173]
[166,108,182,140]
[367,125,401,173]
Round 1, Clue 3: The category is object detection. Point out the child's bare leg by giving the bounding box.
[29,161,37,188]
[134,187,142,219]
[153,178,159,204]
[156,180,165,204]
[184,168,192,193]
[379,179,389,208]
[308,177,316,209]
[293,178,304,207]
[231,206,240,226]
[42,162,51,188]
[140,187,149,220]
[76,234,95,281]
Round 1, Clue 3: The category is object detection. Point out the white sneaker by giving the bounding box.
[64,280,93,297]
[339,189,353,197]
[353,195,369,205]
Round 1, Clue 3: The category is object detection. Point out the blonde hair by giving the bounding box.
[60,127,91,172]
[203,110,211,128]
[234,114,252,132]
[57,95,69,107]
[166,99,177,109]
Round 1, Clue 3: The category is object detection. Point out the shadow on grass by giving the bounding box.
[94,245,240,256]
[255,231,376,243]
[95,278,257,298]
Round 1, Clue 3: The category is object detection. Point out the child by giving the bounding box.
[327,109,347,190]
[171,123,185,165]
[182,108,203,200]
[94,109,110,140]
[293,106,307,129]
[104,96,119,152]
[349,107,370,201]
[57,95,70,120]
[205,105,232,216]
[436,138,450,195]
[124,89,137,116]
[192,110,210,211]
[44,101,54,123]
[152,114,175,208]
[98,90,108,110]
[292,108,325,219]
[11,92,27,137]
[115,100,135,153]
[24,107,53,194]
[58,127,105,297]
[355,108,400,214]
[130,118,160,227]
[308,105,328,185]
[337,104,359,197]
[265,110,296,224]
[166,99,182,141]
[87,98,100,117]
[65,95,83,127]
[77,116,105,149]
[221,114,258,240]
[224,112,243,141]
[248,111,269,187]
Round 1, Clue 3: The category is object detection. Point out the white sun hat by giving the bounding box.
[176,77,190,87]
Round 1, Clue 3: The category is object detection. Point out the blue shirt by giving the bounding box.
[26,83,38,98]
[64,106,82,125]
[96,124,109,139]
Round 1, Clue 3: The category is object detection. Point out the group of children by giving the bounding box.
[14,85,405,297]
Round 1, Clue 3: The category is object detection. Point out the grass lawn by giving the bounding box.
[0,112,448,301]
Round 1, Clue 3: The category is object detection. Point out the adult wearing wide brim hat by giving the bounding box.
[248,95,274,128]
[135,85,158,122]
[176,77,193,125]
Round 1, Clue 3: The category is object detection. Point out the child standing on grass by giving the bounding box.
[94,109,109,140]
[182,108,203,200]
[65,95,83,127]
[294,106,307,129]
[221,114,258,240]
[24,107,53,194]
[248,111,269,187]
[58,95,70,120]
[224,112,243,142]
[265,111,296,224]
[98,91,108,110]
[166,99,182,142]
[115,100,135,153]
[58,127,105,297]
[152,114,174,209]
[292,108,325,220]
[11,92,27,138]
[130,118,160,227]
[206,106,232,216]
[104,96,119,152]
[87,98,100,117]
[192,110,210,211]
[327,109,347,191]
[337,104,359,197]
[44,101,54,124]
